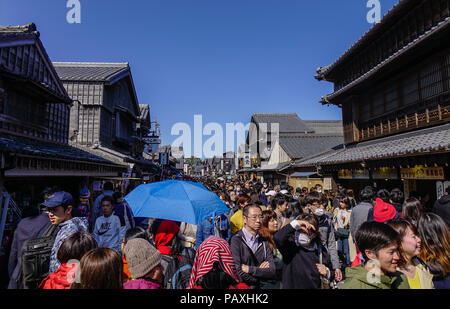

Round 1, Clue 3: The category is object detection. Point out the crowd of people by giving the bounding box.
[5,178,450,289]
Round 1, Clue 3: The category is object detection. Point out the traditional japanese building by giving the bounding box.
[0,24,126,248]
[52,62,160,182]
[239,113,343,185]
[311,0,450,201]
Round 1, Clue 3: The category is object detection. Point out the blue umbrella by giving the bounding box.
[124,180,230,225]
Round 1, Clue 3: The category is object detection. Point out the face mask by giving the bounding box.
[296,233,312,246]
[314,208,325,217]
[317,190,322,193]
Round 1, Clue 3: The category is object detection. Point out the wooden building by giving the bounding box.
[311,0,450,201]
[0,24,126,251]
[53,62,159,179]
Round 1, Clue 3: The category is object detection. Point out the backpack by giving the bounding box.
[20,224,57,289]
[162,247,196,289]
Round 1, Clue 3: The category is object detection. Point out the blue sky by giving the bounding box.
[1,0,398,157]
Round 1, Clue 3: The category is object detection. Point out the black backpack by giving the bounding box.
[162,247,196,289]
[20,224,57,289]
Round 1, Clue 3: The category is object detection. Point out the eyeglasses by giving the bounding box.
[246,215,263,221]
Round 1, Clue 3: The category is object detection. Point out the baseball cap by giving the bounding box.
[42,191,74,208]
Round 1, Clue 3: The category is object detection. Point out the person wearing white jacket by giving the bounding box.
[93,196,127,253]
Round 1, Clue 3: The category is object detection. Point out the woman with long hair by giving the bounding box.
[333,195,352,267]
[386,219,434,289]
[71,248,123,289]
[417,213,450,289]
[258,210,283,289]
[402,198,424,228]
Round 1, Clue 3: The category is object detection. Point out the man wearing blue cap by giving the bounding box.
[42,191,89,273]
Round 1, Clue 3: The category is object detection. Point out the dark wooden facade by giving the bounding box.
[54,63,142,157]
[0,25,71,144]
[317,0,450,145]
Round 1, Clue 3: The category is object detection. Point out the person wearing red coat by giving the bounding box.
[39,231,97,289]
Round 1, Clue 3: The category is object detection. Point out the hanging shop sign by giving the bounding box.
[338,169,352,179]
[400,165,445,180]
[323,177,333,190]
[372,167,398,180]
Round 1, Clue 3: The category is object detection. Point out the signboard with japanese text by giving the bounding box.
[243,153,251,168]
[400,165,445,180]
[338,169,352,179]
[372,168,398,180]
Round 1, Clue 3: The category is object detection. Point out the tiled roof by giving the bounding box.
[0,134,117,165]
[296,123,450,166]
[53,62,129,82]
[251,113,314,133]
[302,120,343,135]
[279,134,344,160]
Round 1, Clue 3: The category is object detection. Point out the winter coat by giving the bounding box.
[433,194,450,227]
[113,202,135,231]
[230,229,276,289]
[342,265,410,289]
[230,210,244,235]
[123,279,163,289]
[50,217,88,273]
[316,214,340,270]
[8,213,52,289]
[39,262,78,289]
[349,202,373,240]
[397,258,434,289]
[273,223,334,289]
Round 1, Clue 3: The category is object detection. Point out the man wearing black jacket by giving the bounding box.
[434,187,450,227]
[230,204,276,289]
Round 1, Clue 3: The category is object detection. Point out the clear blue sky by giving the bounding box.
[1,0,398,156]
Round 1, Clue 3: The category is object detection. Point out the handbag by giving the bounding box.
[337,228,350,238]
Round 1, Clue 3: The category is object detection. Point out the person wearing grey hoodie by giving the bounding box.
[350,187,375,240]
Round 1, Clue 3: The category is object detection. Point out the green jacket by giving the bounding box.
[342,265,410,289]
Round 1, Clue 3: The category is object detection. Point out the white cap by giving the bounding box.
[265,190,277,196]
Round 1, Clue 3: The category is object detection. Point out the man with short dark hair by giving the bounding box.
[230,204,276,289]
[350,187,374,240]
[433,187,450,227]
[93,195,127,253]
[342,221,409,289]
[91,181,115,228]
[272,194,290,228]
[43,191,88,273]
[389,188,404,213]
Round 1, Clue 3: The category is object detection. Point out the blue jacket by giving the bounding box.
[196,214,230,250]
[50,217,89,273]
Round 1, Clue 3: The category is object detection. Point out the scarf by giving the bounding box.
[188,236,239,289]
